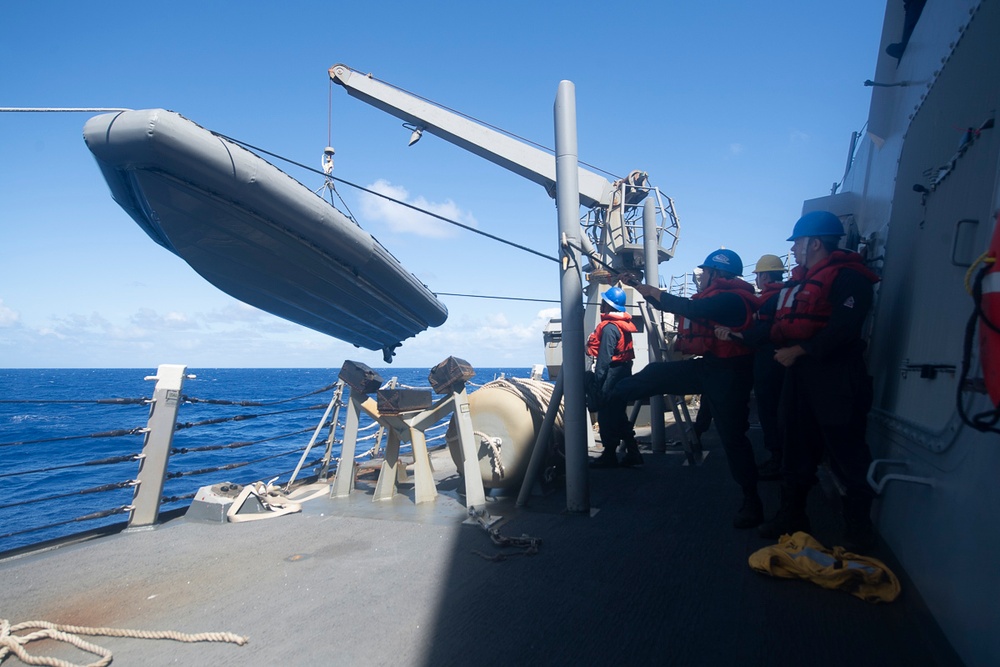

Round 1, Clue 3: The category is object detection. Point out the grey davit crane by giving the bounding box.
[328,64,680,281]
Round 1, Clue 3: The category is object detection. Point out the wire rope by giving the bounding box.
[210,131,559,263]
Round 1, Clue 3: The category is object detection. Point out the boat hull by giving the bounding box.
[83,109,448,357]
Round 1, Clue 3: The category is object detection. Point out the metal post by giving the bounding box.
[331,393,364,498]
[372,428,404,501]
[643,199,667,452]
[554,80,588,513]
[129,364,187,528]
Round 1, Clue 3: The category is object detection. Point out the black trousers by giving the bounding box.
[609,355,757,490]
[779,352,874,500]
[595,362,634,451]
[754,345,785,456]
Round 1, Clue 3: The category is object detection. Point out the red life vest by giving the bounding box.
[771,250,879,345]
[674,277,756,358]
[755,281,784,325]
[587,311,637,362]
[978,213,1000,406]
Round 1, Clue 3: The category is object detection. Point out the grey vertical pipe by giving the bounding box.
[516,372,564,508]
[554,80,589,513]
[643,199,667,452]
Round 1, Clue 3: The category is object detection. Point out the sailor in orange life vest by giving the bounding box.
[715,254,788,480]
[587,286,643,468]
[756,211,881,553]
[610,248,764,529]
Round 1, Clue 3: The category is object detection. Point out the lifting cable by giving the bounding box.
[436,292,558,304]
[6,107,560,263]
[210,131,559,264]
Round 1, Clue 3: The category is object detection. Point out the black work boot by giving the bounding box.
[841,493,876,553]
[620,437,644,467]
[758,484,811,539]
[589,448,619,469]
[733,489,764,529]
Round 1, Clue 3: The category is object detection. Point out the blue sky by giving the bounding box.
[0,1,886,369]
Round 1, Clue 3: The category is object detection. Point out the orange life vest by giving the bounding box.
[771,250,878,345]
[674,277,756,358]
[587,312,637,362]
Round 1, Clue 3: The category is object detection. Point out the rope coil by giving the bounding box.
[0,618,246,667]
[474,431,505,479]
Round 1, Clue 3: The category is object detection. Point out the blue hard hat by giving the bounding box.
[602,286,627,312]
[787,211,845,241]
[698,248,743,276]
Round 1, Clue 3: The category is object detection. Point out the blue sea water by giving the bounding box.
[0,367,529,554]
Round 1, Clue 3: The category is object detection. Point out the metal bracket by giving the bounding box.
[900,359,956,380]
[867,458,935,495]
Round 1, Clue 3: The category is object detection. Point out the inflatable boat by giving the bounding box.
[83,109,448,360]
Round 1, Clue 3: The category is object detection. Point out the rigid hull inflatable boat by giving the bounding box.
[83,109,448,360]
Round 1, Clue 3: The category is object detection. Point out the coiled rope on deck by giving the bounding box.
[482,377,565,435]
[0,618,246,667]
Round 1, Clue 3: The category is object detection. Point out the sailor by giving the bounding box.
[715,254,787,480]
[587,286,643,468]
[611,249,763,528]
[757,211,880,553]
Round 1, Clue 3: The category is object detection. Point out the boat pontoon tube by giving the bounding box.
[83,109,448,360]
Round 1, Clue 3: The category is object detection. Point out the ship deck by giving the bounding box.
[1,418,962,666]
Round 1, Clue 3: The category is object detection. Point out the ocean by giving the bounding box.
[0,366,530,554]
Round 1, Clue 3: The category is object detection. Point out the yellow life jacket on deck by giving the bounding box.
[748,531,901,603]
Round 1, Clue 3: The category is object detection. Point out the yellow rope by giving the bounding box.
[965,250,996,294]
[0,618,247,667]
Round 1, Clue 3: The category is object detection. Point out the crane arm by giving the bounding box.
[329,64,614,209]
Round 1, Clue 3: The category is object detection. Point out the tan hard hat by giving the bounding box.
[753,254,785,273]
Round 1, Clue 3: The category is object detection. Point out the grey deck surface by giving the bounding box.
[1,420,962,666]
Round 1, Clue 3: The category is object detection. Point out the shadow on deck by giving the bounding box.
[418,418,963,667]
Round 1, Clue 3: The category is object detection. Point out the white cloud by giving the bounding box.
[131,307,199,331]
[360,179,477,239]
[729,143,744,156]
[0,299,20,327]
[536,307,560,322]
[790,130,810,144]
[1,297,556,369]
